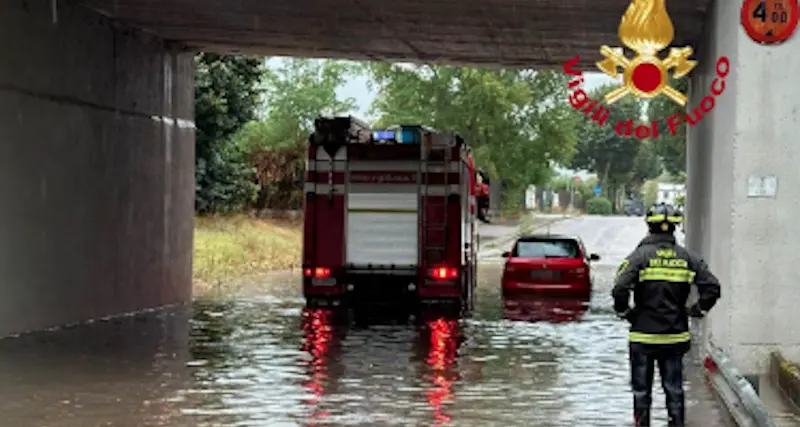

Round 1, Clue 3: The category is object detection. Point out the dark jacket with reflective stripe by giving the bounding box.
[612,233,721,344]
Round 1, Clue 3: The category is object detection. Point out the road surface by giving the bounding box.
[0,216,733,427]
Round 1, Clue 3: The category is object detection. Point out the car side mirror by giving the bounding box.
[589,253,601,261]
[501,251,511,258]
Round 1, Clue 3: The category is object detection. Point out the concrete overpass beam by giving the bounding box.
[0,0,194,337]
[688,0,800,376]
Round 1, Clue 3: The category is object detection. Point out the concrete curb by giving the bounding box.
[704,344,778,427]
[771,351,800,413]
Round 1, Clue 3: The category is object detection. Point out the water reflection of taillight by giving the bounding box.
[426,318,458,369]
[301,308,333,422]
[302,308,332,365]
[425,318,460,426]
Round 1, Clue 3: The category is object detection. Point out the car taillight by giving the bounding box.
[429,267,458,280]
[304,267,331,278]
[571,267,587,278]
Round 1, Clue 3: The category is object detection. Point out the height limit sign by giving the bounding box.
[741,0,799,44]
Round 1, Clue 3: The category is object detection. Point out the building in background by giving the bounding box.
[656,183,686,206]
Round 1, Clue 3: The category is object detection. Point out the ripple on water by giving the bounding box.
[0,261,732,427]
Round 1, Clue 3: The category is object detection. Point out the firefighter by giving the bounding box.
[476,169,490,223]
[612,203,721,426]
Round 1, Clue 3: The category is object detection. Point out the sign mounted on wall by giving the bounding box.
[747,175,778,198]
[741,0,799,44]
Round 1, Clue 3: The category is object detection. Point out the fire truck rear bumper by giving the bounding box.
[418,282,461,299]
[304,268,417,304]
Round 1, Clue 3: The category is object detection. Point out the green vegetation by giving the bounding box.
[570,84,661,208]
[545,175,599,212]
[195,53,263,214]
[233,59,357,211]
[193,216,302,293]
[587,197,613,215]
[366,64,578,207]
[647,78,689,176]
[192,55,691,285]
[642,180,659,207]
[193,56,358,285]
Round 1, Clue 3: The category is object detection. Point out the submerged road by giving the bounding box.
[0,216,732,427]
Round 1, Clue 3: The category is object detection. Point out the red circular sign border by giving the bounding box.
[740,0,800,45]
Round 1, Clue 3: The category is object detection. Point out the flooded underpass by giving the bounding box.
[0,216,734,427]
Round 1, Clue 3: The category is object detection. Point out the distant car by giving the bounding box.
[624,199,645,216]
[501,234,600,300]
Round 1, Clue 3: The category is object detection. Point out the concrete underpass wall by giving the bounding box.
[0,0,195,337]
[688,0,800,375]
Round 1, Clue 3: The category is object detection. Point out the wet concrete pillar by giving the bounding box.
[686,0,800,375]
[0,0,195,336]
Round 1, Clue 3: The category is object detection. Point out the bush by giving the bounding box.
[195,143,258,214]
[587,197,613,215]
[642,180,658,208]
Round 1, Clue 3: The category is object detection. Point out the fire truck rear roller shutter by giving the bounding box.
[346,193,418,266]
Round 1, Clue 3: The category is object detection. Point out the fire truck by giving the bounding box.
[302,117,481,314]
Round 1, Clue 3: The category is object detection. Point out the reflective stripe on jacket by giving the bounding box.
[612,233,721,344]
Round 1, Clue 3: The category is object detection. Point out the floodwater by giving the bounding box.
[0,216,733,427]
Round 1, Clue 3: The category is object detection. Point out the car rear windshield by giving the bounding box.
[515,239,581,258]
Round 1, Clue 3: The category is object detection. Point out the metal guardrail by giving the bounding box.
[706,341,777,427]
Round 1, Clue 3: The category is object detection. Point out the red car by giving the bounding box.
[501,234,600,300]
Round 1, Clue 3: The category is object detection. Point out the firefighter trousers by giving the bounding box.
[629,341,688,426]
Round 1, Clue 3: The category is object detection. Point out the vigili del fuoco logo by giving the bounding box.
[563,0,730,139]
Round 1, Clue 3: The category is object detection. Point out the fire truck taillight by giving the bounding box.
[304,267,331,278]
[429,267,459,280]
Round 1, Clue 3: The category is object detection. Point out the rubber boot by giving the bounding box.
[633,410,650,426]
[666,403,685,426]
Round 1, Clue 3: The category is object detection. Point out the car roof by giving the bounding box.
[516,234,582,242]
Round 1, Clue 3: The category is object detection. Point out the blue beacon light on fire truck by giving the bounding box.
[371,127,421,144]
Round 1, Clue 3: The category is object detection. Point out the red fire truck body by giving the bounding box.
[302,117,478,313]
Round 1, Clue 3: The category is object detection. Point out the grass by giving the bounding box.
[494,206,526,223]
[193,215,302,293]
[519,213,536,234]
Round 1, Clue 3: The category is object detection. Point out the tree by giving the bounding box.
[647,78,688,175]
[570,84,647,202]
[629,139,662,195]
[365,64,578,206]
[195,53,263,214]
[232,59,357,210]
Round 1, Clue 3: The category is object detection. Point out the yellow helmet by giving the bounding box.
[646,203,683,231]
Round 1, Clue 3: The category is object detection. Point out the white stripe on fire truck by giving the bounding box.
[304,183,461,194]
[305,183,345,193]
[347,184,461,195]
[420,185,461,195]
[307,161,460,172]
[348,208,417,213]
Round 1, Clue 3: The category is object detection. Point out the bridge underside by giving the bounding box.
[76,0,711,68]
